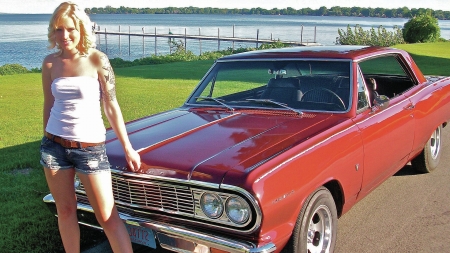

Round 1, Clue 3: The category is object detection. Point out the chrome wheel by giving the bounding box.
[411,125,443,173]
[285,187,337,253]
[307,205,333,253]
[429,127,441,160]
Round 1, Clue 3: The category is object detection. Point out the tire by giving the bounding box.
[284,187,337,253]
[411,125,442,173]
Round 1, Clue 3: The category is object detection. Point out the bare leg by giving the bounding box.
[44,168,80,253]
[77,171,132,253]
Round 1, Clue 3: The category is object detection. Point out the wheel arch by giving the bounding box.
[323,180,345,217]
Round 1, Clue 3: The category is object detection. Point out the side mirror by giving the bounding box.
[373,95,389,111]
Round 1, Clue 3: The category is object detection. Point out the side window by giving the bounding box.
[357,68,369,111]
[358,54,415,99]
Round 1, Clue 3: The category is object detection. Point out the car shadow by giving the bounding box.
[393,164,426,176]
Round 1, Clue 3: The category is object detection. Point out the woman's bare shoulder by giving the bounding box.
[42,52,59,64]
[88,48,109,67]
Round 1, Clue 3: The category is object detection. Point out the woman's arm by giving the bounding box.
[42,56,54,134]
[95,51,141,171]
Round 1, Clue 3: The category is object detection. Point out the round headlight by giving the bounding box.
[74,175,81,190]
[200,193,223,219]
[226,197,250,224]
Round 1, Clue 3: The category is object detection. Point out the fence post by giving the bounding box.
[256,29,259,48]
[119,25,121,55]
[155,27,157,55]
[232,25,235,51]
[218,28,220,51]
[184,28,187,52]
[301,25,304,44]
[104,28,107,53]
[314,26,317,43]
[128,26,131,57]
[199,28,202,55]
[97,26,101,48]
[142,27,145,56]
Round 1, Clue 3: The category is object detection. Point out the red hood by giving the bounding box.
[106,108,345,184]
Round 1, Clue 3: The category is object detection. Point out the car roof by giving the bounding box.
[219,45,405,61]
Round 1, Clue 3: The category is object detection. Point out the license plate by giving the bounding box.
[125,223,156,248]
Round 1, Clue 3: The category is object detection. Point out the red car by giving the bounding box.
[44,46,450,253]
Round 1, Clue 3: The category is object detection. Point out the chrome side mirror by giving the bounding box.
[373,95,389,111]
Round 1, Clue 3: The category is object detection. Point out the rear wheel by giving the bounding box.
[285,187,337,253]
[411,126,442,173]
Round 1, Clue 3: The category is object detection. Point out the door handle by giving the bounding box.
[404,103,415,110]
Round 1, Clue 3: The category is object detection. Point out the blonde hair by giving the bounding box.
[47,2,96,55]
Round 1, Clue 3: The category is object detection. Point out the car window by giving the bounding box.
[189,60,352,112]
[357,68,369,111]
[358,55,415,99]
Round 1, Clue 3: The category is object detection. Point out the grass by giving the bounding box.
[0,43,449,252]
[0,60,212,253]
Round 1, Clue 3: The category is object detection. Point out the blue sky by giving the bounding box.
[1,0,449,14]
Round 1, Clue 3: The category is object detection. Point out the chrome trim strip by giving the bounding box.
[44,194,276,253]
[79,171,263,233]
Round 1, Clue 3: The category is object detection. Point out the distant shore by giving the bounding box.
[84,6,450,20]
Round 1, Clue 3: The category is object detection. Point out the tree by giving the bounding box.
[403,13,441,43]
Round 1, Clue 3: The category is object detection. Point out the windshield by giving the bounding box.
[187,60,352,112]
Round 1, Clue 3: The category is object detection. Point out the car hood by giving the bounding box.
[106,108,345,184]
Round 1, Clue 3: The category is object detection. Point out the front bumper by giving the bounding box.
[43,194,276,253]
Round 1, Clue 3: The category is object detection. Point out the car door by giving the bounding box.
[351,64,415,198]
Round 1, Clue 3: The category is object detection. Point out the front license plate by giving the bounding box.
[125,223,156,248]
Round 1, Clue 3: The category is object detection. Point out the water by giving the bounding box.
[1,14,449,69]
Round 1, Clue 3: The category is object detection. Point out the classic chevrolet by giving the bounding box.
[44,46,450,253]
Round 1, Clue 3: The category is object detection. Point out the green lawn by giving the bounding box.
[0,43,449,252]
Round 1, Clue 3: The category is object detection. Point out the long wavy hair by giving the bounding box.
[47,2,96,55]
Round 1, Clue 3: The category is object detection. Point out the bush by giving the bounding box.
[108,41,291,69]
[336,25,404,46]
[403,13,441,43]
[0,64,30,75]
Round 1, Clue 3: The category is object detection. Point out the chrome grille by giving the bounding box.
[111,175,194,215]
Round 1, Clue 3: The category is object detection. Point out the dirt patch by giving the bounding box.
[10,168,33,175]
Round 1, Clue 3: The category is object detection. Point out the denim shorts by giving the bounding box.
[40,136,111,175]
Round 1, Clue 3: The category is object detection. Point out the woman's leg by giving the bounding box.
[77,171,133,253]
[44,168,80,253]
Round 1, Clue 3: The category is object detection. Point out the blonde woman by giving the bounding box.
[40,2,140,252]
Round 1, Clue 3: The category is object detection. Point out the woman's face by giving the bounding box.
[54,16,80,53]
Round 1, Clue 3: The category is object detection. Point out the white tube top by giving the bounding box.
[45,76,106,143]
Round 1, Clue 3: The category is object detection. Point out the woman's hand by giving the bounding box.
[125,148,141,172]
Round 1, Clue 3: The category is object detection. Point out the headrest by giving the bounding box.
[267,78,300,88]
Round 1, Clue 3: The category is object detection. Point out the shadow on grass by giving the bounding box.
[0,140,110,252]
[409,53,450,76]
[0,140,41,172]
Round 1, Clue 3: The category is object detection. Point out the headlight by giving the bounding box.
[74,175,81,190]
[226,196,250,224]
[200,193,223,219]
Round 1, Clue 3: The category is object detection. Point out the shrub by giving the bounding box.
[0,64,30,75]
[403,13,441,43]
[108,41,290,69]
[336,25,404,46]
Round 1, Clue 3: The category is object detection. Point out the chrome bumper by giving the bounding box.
[43,194,276,253]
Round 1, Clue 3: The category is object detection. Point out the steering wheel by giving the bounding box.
[301,88,346,110]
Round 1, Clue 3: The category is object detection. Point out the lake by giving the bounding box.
[1,14,449,69]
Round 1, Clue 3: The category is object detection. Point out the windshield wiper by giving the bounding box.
[246,99,303,116]
[196,96,234,112]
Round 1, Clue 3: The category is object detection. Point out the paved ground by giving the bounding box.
[83,127,450,253]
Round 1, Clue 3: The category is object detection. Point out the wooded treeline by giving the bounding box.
[85,6,450,20]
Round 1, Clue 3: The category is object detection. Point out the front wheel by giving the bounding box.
[411,125,442,173]
[285,187,337,253]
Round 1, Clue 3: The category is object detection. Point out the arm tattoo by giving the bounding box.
[100,54,117,102]
[106,87,117,101]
